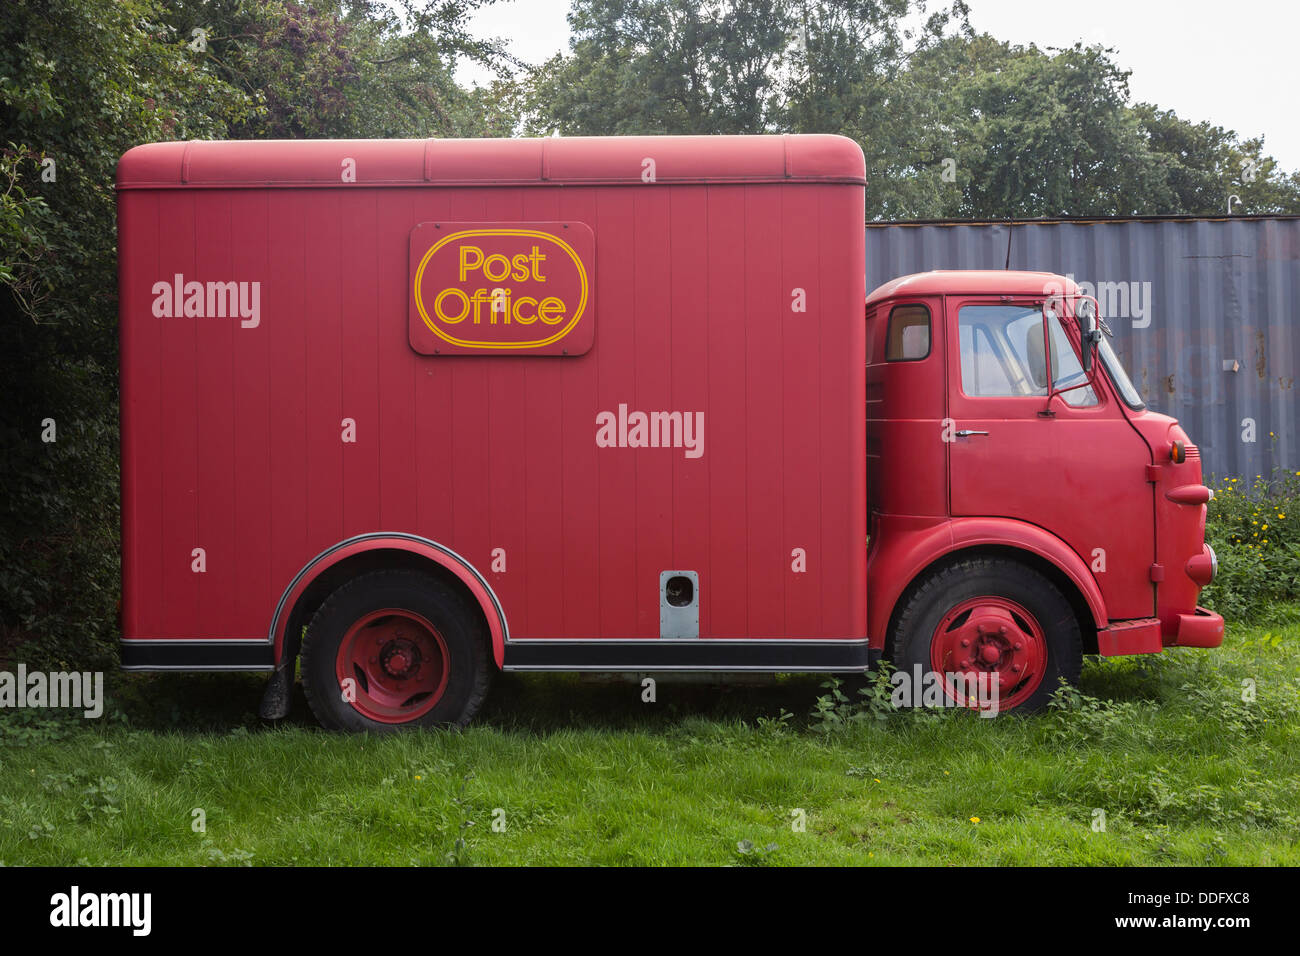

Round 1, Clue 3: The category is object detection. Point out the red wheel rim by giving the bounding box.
[335,609,449,724]
[929,597,1047,711]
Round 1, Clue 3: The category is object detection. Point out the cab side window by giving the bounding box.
[886,304,930,361]
[957,304,1097,405]
[958,306,1042,396]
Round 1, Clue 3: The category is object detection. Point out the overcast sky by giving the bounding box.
[456,0,1300,171]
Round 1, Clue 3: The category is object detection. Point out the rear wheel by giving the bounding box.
[890,557,1081,714]
[301,569,492,731]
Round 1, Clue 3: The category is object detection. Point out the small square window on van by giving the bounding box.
[886,304,930,361]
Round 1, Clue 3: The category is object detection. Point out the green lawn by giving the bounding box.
[2,610,1298,866]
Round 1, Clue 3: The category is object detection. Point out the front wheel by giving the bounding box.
[301,569,492,731]
[890,558,1082,714]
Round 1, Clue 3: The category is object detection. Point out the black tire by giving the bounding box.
[889,557,1082,714]
[300,569,492,732]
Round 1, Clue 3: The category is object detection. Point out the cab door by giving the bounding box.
[867,296,948,521]
[945,297,1155,620]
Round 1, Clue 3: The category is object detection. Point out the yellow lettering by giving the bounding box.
[482,254,511,282]
[457,245,483,282]
[514,296,538,324]
[469,288,490,324]
[435,287,470,324]
[423,235,582,344]
[538,297,565,324]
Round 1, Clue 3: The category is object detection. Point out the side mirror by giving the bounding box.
[1076,296,1103,373]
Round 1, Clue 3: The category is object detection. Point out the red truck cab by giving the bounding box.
[865,270,1223,710]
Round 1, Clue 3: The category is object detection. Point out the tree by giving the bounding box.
[525,0,964,137]
[907,39,1162,217]
[780,0,971,217]
[1134,104,1300,216]
[904,36,1300,218]
[153,0,519,139]
[0,0,251,666]
[0,0,521,667]
[528,3,1300,219]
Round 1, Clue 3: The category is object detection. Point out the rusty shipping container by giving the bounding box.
[866,215,1300,479]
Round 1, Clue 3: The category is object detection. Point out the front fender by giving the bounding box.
[867,515,1108,648]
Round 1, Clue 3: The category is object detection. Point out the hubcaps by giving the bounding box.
[335,609,449,723]
[930,597,1047,710]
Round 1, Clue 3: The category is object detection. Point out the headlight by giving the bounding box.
[1186,546,1216,586]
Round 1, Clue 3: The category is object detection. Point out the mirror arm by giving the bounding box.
[1042,312,1054,411]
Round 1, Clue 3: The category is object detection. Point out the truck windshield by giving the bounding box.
[1097,337,1145,409]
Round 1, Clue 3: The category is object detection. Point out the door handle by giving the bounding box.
[955,430,989,438]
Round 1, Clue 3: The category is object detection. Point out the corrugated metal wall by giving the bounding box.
[866,216,1300,479]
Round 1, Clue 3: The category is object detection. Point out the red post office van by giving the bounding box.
[116,134,1222,728]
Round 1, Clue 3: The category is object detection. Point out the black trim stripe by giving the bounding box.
[119,637,877,673]
[503,639,877,672]
[120,641,275,671]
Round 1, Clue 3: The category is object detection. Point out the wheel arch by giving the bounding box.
[870,517,1107,658]
[270,534,508,669]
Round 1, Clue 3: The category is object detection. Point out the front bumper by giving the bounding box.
[1168,606,1225,648]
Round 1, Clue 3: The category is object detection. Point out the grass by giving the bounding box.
[2,607,1298,866]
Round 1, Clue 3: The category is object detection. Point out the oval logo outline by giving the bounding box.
[413,227,590,350]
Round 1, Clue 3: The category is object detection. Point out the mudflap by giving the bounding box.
[258,663,295,720]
